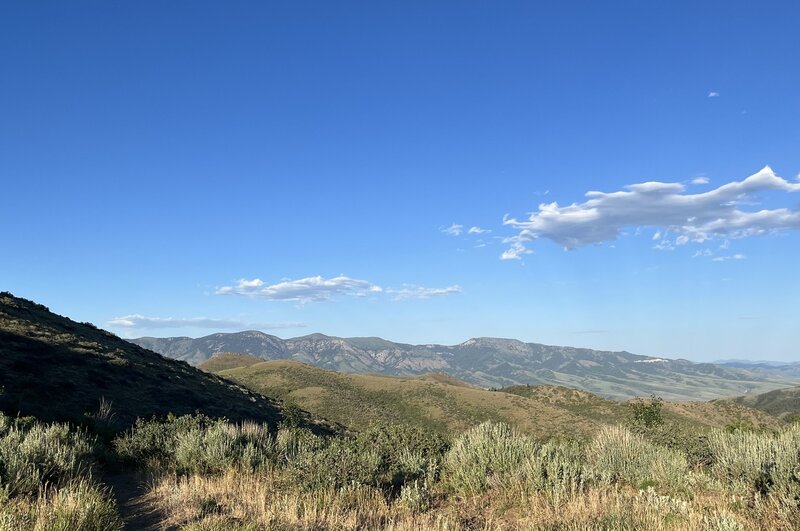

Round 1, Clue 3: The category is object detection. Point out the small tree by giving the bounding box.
[630,394,664,428]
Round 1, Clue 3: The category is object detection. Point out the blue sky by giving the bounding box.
[2,1,799,361]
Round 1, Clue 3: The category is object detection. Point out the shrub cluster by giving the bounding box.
[708,423,800,502]
[0,414,96,497]
[115,416,448,496]
[586,425,689,490]
[443,421,586,501]
[0,413,122,531]
[115,414,276,474]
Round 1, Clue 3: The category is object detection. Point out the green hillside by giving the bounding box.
[203,355,780,439]
[197,352,265,373]
[720,386,800,420]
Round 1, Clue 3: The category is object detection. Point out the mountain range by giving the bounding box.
[131,331,800,401]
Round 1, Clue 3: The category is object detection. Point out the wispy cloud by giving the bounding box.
[712,254,747,262]
[216,275,383,303]
[692,249,713,258]
[503,167,800,258]
[107,315,304,330]
[216,275,461,304]
[441,223,463,236]
[708,91,720,98]
[468,226,491,235]
[387,285,462,301]
[692,176,710,185]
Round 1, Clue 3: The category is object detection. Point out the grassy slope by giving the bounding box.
[203,356,780,438]
[719,386,800,420]
[0,293,330,431]
[196,352,265,373]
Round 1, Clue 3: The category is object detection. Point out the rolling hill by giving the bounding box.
[0,292,330,431]
[200,354,781,438]
[135,331,800,401]
[716,359,800,378]
[719,386,800,421]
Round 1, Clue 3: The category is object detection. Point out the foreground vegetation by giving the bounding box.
[4,407,799,530]
[0,414,122,530]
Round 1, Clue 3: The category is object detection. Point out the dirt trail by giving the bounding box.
[103,472,171,531]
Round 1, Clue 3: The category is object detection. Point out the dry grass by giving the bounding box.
[0,480,122,531]
[138,418,800,530]
[149,471,798,530]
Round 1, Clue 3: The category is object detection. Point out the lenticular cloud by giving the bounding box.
[501,166,800,258]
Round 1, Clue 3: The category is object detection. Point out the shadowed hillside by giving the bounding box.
[201,355,780,438]
[0,292,328,431]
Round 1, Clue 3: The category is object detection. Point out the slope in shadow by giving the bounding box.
[0,292,330,431]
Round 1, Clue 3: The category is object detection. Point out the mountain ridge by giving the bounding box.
[131,330,800,401]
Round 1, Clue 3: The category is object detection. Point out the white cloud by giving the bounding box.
[216,275,462,304]
[712,254,747,262]
[708,91,720,98]
[441,223,463,236]
[692,249,713,258]
[387,285,462,301]
[216,275,383,303]
[468,226,491,235]
[108,315,304,330]
[653,239,675,251]
[500,241,533,260]
[692,176,710,185]
[503,167,800,257]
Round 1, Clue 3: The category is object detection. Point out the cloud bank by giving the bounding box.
[502,166,800,258]
[108,315,304,330]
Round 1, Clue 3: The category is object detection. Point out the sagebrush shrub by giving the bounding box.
[287,436,382,490]
[114,414,212,468]
[519,440,586,501]
[586,425,688,490]
[708,423,800,502]
[0,415,96,497]
[114,414,275,473]
[443,421,537,495]
[355,424,448,490]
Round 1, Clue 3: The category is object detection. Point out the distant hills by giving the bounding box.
[715,359,800,378]
[0,292,329,431]
[718,385,800,421]
[200,354,781,438]
[133,331,800,401]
